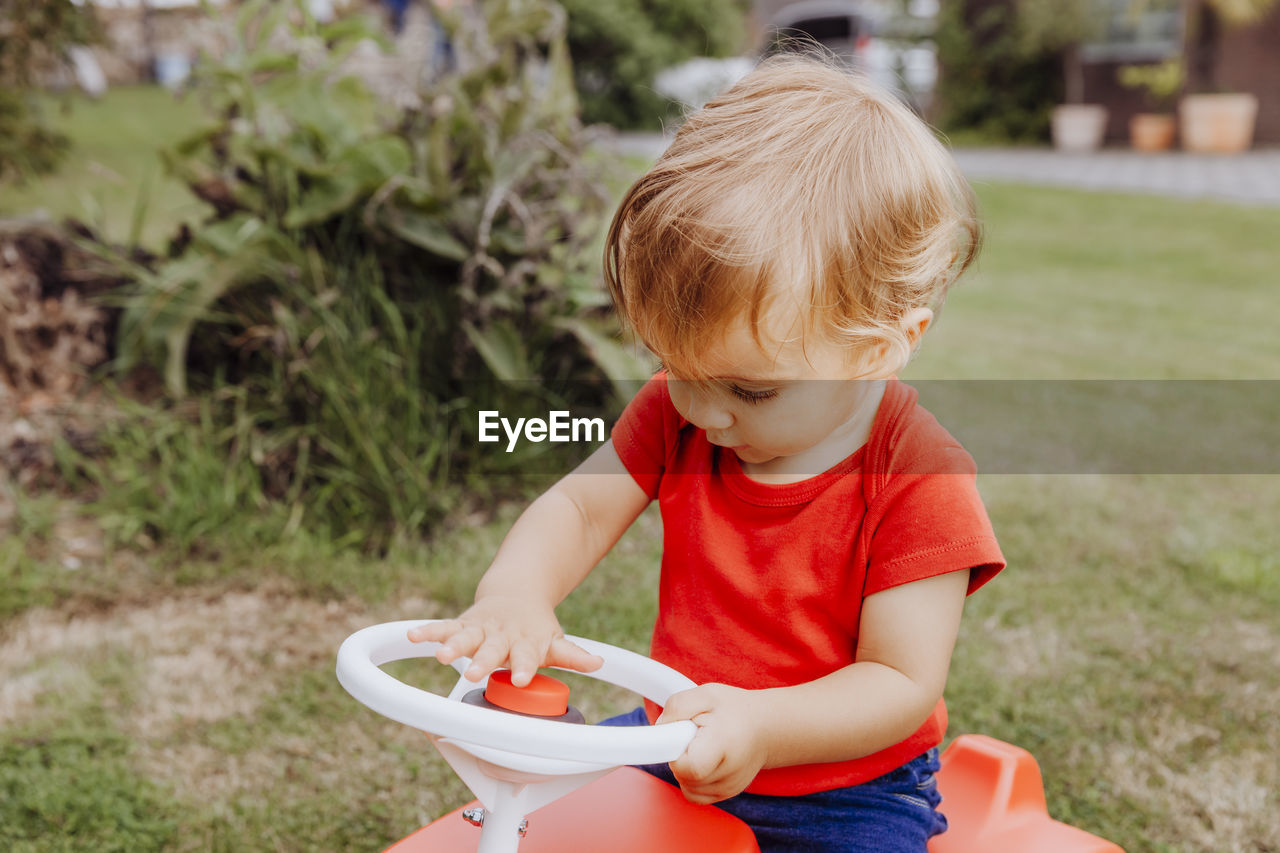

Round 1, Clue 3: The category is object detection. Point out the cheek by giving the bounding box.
[667,383,692,419]
[761,392,839,443]
[744,408,802,445]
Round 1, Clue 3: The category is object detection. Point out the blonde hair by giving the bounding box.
[604,53,981,376]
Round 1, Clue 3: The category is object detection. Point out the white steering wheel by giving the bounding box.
[336,620,698,768]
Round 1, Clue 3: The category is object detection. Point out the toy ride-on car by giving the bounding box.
[337,621,1124,853]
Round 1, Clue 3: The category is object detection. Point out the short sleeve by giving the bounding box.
[864,446,1005,597]
[611,373,683,500]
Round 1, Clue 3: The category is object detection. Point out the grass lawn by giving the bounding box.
[3,137,1279,851]
[910,183,1280,379]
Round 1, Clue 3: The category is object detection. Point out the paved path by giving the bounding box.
[953,147,1280,207]
[610,133,1280,207]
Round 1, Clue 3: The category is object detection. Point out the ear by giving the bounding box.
[901,307,934,351]
[868,308,934,378]
[857,308,937,379]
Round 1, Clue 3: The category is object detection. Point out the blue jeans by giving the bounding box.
[600,707,947,853]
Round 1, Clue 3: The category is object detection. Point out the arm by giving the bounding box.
[657,569,969,804]
[408,439,650,686]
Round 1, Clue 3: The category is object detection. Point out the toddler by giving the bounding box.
[410,54,1005,852]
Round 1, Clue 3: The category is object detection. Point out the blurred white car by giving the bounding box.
[765,0,937,113]
[654,57,756,111]
[652,1,938,118]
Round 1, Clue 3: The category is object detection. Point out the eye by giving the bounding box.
[727,384,779,405]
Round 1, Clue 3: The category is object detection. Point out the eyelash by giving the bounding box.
[727,385,779,404]
[659,364,778,405]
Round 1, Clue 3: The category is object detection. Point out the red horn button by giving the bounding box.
[484,670,570,717]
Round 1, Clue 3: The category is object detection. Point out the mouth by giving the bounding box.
[715,442,751,455]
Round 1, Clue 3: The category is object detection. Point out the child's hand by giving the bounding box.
[656,683,771,804]
[406,595,603,687]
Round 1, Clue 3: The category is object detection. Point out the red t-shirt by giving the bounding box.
[611,374,1005,796]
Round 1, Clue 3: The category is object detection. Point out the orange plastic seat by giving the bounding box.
[385,765,760,853]
[929,734,1124,853]
[388,735,1123,853]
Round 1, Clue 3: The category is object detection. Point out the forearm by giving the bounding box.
[474,440,649,609]
[410,441,648,685]
[652,561,971,805]
[754,569,970,769]
[655,659,947,805]
[753,661,941,769]
[474,485,610,607]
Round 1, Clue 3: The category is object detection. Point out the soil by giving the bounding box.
[0,219,140,487]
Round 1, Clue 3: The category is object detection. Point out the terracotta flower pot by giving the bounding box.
[1051,104,1108,152]
[1128,113,1176,152]
[1179,93,1259,154]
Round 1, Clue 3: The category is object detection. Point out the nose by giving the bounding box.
[683,385,734,432]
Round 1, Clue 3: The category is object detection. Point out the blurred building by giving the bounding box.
[1080,0,1280,144]
[951,0,1280,145]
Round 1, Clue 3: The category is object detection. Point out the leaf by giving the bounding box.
[284,138,410,228]
[169,122,226,157]
[115,216,294,396]
[247,51,300,75]
[462,319,533,381]
[195,214,270,255]
[537,30,580,129]
[552,316,656,395]
[318,15,388,48]
[284,75,377,151]
[380,208,470,260]
[284,173,364,228]
[350,136,412,185]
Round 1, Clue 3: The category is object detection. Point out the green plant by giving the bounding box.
[120,0,635,391]
[0,87,205,249]
[934,1,1061,143]
[97,0,645,547]
[935,0,1124,141]
[0,0,99,181]
[76,393,286,552]
[558,0,751,129]
[1117,59,1184,111]
[1013,0,1103,104]
[0,89,70,180]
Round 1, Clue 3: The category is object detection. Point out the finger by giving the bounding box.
[693,768,741,796]
[672,760,737,805]
[655,687,715,725]
[464,633,512,682]
[407,619,460,644]
[678,785,722,806]
[675,778,727,804]
[545,637,604,674]
[434,624,485,666]
[671,739,725,786]
[507,639,543,687]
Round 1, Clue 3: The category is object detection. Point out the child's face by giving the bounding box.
[662,314,897,469]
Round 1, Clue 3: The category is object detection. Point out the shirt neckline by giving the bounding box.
[719,443,867,506]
